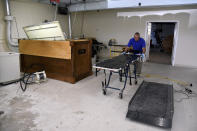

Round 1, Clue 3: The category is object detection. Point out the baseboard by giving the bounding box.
[174,63,197,69]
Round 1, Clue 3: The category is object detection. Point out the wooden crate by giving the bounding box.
[19,39,92,84]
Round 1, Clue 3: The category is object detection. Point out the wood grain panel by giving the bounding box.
[20,54,76,83]
[19,40,71,59]
[73,40,92,78]
[20,39,92,84]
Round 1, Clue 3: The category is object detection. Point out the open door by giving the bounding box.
[145,21,178,65]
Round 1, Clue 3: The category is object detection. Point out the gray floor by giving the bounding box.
[0,62,197,131]
[149,48,172,65]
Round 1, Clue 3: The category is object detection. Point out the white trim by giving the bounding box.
[144,20,179,66]
[117,9,197,17]
[172,21,179,66]
[92,65,120,72]
[144,22,151,60]
[174,64,197,69]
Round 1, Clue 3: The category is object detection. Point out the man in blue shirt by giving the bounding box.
[125,32,146,75]
[126,32,146,54]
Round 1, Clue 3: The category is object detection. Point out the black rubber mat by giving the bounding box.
[95,54,137,69]
[126,81,174,128]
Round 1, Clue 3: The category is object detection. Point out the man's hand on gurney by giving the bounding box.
[134,53,146,62]
[141,54,146,62]
[121,50,146,62]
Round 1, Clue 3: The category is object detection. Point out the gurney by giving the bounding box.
[93,53,141,99]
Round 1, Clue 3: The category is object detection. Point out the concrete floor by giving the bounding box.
[149,48,172,65]
[149,51,171,65]
[0,62,197,131]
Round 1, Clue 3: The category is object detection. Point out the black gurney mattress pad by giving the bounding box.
[95,54,138,70]
[126,81,174,128]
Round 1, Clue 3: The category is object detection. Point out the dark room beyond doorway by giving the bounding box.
[149,22,175,64]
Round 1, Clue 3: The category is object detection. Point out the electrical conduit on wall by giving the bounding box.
[3,0,18,52]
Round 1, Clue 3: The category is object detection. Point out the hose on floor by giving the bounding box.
[141,73,196,102]
[141,73,192,87]
[0,64,44,92]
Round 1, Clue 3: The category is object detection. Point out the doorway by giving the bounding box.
[145,22,177,65]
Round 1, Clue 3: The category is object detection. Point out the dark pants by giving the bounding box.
[130,60,142,75]
[136,61,142,74]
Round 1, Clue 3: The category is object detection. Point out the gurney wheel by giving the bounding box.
[119,93,123,99]
[103,89,106,95]
[135,80,138,85]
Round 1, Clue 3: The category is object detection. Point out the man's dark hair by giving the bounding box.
[134,32,140,36]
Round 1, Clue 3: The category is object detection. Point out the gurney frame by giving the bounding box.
[93,54,140,99]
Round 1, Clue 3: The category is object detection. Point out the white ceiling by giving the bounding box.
[15,0,197,12]
[35,0,105,5]
[61,0,105,3]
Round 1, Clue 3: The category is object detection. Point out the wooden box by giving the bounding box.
[19,39,92,84]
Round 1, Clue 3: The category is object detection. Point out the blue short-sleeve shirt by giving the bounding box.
[127,37,146,52]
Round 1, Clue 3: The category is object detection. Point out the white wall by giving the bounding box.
[0,1,196,68]
[0,0,67,52]
[70,5,197,68]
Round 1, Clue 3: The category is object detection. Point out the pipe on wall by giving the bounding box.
[68,13,72,39]
[4,0,18,47]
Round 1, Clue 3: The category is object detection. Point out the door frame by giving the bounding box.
[144,20,179,66]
